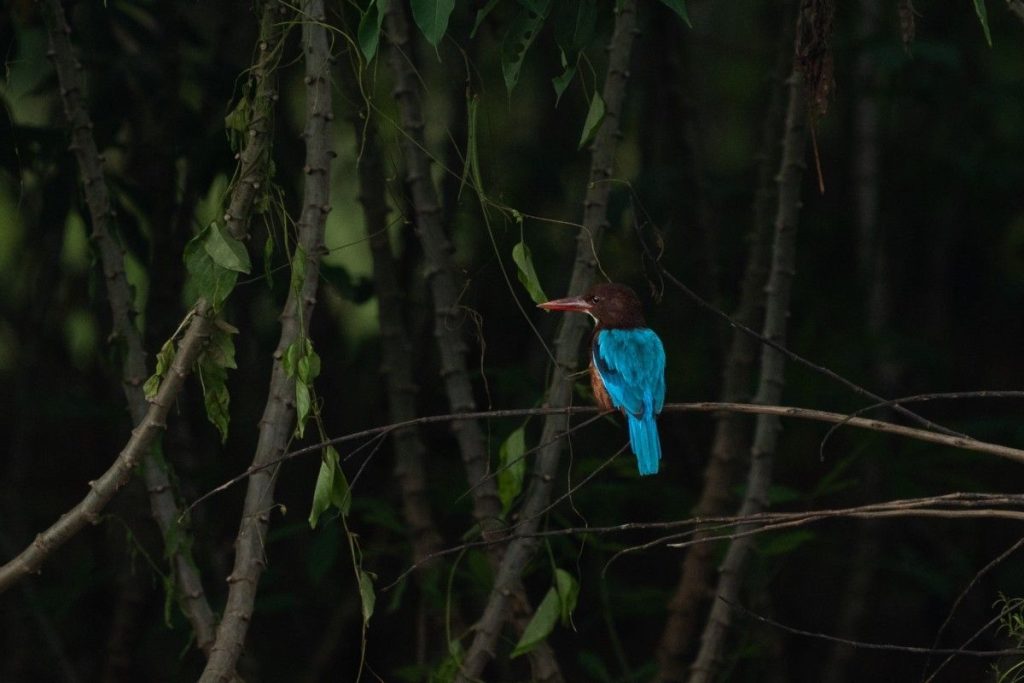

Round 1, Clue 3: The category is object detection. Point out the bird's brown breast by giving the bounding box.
[590,362,614,412]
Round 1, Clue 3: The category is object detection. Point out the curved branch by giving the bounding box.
[455,2,640,679]
[199,1,333,679]
[0,307,212,593]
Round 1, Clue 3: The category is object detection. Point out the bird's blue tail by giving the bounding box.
[627,409,661,476]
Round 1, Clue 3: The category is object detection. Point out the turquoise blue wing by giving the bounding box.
[593,328,666,417]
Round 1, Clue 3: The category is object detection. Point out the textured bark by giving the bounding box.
[687,65,809,683]
[652,12,791,680]
[342,59,453,658]
[453,2,639,680]
[383,3,565,681]
[384,0,502,543]
[345,64,443,575]
[198,2,333,679]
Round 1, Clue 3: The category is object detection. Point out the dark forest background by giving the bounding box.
[3,0,1024,681]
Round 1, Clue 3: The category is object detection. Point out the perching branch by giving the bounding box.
[187,397,1024,511]
[653,11,791,679]
[199,2,332,679]
[455,2,640,679]
[688,43,810,683]
[1,1,222,650]
[383,3,563,680]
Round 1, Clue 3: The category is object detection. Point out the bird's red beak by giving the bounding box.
[537,296,591,313]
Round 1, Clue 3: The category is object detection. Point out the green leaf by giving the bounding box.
[203,222,251,274]
[459,95,484,200]
[263,233,275,288]
[511,568,578,657]
[972,0,992,46]
[284,337,320,438]
[553,568,579,625]
[308,446,351,528]
[500,0,552,94]
[512,241,547,304]
[498,426,526,514]
[411,0,455,47]
[470,0,501,38]
[432,640,464,682]
[184,224,240,310]
[358,0,388,62]
[657,0,692,27]
[553,0,596,55]
[144,339,176,400]
[295,381,311,438]
[578,91,605,149]
[359,569,376,624]
[290,244,307,293]
[551,62,576,105]
[200,363,230,443]
[197,322,238,443]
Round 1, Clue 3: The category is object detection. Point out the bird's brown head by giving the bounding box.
[537,282,646,329]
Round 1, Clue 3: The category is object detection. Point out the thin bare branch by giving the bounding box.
[383,493,1024,588]
[725,598,1024,657]
[199,1,333,679]
[186,399,1024,511]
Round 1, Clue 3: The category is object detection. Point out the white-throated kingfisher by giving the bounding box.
[538,283,666,475]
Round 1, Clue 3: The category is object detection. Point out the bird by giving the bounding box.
[538,282,666,475]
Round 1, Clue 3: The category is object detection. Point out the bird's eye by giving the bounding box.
[590,296,601,304]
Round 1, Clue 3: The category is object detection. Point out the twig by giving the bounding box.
[382,492,1024,588]
[921,535,1024,682]
[725,598,1024,657]
[688,51,809,683]
[455,2,640,679]
[199,1,333,680]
